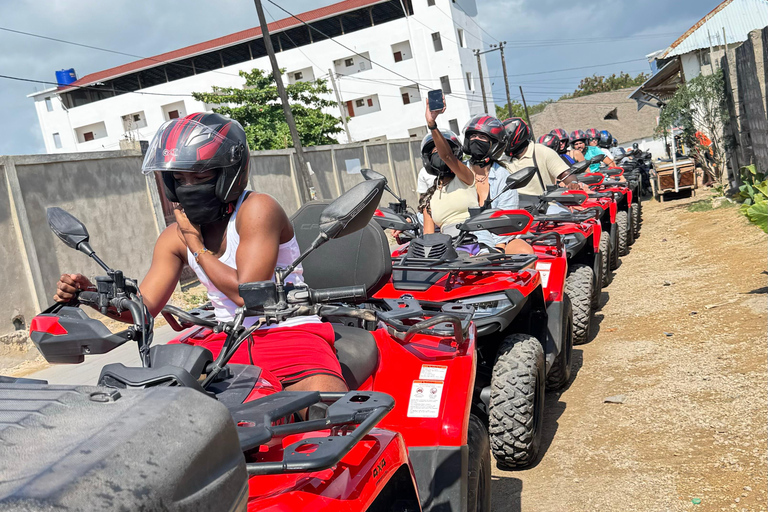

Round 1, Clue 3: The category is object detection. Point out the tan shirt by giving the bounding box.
[499,143,569,196]
[430,175,478,228]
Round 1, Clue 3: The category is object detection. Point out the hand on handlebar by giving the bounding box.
[54,273,93,303]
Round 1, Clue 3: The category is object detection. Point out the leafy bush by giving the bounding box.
[736,165,768,233]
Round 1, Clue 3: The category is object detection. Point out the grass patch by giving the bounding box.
[688,200,713,212]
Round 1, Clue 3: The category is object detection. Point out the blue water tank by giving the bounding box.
[55,69,77,86]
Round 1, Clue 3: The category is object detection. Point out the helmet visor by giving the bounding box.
[141,118,242,174]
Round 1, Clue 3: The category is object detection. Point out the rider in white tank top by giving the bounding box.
[187,191,318,327]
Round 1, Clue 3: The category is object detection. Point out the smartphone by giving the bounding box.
[428,89,445,112]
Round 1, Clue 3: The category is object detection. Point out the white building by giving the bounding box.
[29,0,494,154]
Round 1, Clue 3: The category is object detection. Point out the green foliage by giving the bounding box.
[735,165,768,232]
[495,100,552,121]
[687,200,713,212]
[559,72,650,100]
[192,68,343,151]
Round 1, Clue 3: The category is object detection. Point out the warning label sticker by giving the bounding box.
[535,262,552,288]
[407,380,444,418]
[419,365,448,381]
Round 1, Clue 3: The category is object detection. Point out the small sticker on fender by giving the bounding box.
[535,262,552,288]
[407,380,444,418]
[419,365,448,381]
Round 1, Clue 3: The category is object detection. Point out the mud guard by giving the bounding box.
[544,300,565,373]
[409,445,469,512]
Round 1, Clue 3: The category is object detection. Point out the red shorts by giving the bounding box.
[194,322,344,386]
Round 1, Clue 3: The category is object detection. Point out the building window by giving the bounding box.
[122,111,148,132]
[440,75,452,94]
[83,132,95,142]
[356,99,365,108]
[334,53,371,76]
[367,98,373,107]
[400,85,421,105]
[168,110,180,119]
[465,72,473,91]
[162,101,186,121]
[288,67,315,85]
[45,97,53,112]
[394,51,403,62]
[432,32,443,52]
[347,95,380,118]
[427,0,435,5]
[74,121,108,143]
[391,41,412,62]
[448,119,459,134]
[457,29,465,48]
[52,133,62,149]
[345,58,354,67]
[294,71,303,80]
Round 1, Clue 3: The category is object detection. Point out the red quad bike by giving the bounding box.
[365,167,573,469]
[523,188,604,345]
[577,167,634,259]
[12,180,489,512]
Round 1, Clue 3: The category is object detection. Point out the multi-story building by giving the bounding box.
[29,0,494,154]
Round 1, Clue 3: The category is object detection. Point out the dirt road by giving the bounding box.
[492,193,767,511]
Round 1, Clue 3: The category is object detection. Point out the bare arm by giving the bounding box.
[423,210,436,234]
[425,100,475,186]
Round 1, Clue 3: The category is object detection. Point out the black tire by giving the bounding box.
[591,249,603,310]
[616,210,629,256]
[627,207,636,246]
[609,224,619,270]
[600,231,613,287]
[467,414,491,512]
[546,295,573,390]
[565,264,594,345]
[489,334,545,468]
[631,203,640,239]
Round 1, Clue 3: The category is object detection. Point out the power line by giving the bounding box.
[0,73,195,97]
[443,1,500,44]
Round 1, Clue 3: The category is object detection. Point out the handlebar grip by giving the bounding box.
[77,291,100,305]
[310,286,367,303]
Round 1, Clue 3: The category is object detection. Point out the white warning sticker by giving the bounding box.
[535,262,552,288]
[419,365,448,381]
[407,380,444,418]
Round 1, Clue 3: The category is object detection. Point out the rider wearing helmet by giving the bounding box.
[550,128,585,165]
[424,101,531,255]
[538,133,561,152]
[53,113,347,396]
[499,117,575,197]
[584,128,615,170]
[570,129,589,155]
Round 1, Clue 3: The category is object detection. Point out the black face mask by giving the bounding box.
[175,181,226,225]
[468,139,492,164]
[429,152,452,176]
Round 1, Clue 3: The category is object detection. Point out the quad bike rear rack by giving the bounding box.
[231,390,395,476]
[391,252,537,274]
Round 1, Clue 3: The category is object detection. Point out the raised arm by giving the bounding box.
[425,100,475,186]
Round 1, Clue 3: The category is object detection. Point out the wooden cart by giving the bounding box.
[651,158,697,202]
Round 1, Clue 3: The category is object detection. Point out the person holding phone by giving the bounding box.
[423,95,533,256]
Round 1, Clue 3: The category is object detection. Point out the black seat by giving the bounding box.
[332,325,379,389]
[290,202,390,389]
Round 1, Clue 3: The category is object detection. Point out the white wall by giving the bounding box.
[30,2,490,152]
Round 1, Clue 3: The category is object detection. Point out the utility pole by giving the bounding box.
[519,86,534,140]
[328,70,352,143]
[498,42,512,118]
[474,49,488,113]
[254,0,313,202]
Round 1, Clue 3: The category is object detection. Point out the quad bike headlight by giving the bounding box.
[458,293,513,318]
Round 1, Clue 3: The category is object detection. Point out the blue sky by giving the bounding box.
[0,0,720,155]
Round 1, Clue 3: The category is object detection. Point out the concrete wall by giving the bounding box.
[0,137,423,337]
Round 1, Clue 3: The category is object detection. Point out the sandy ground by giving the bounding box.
[491,192,767,511]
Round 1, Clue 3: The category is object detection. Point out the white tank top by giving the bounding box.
[186,191,318,327]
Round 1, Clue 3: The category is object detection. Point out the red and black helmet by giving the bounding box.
[142,112,250,204]
[570,129,588,144]
[585,128,600,142]
[462,115,507,161]
[420,130,463,177]
[502,117,531,157]
[550,128,569,146]
[538,133,561,152]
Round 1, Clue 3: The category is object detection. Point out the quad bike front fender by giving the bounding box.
[544,300,566,373]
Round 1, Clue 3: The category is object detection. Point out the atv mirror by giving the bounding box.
[459,209,533,236]
[566,160,592,176]
[47,207,112,272]
[320,179,386,240]
[47,207,93,255]
[361,168,387,183]
[576,173,605,186]
[505,166,538,190]
[603,167,624,177]
[589,154,605,164]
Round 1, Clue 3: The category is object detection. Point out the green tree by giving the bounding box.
[495,99,552,121]
[655,70,727,184]
[560,72,650,99]
[192,68,343,151]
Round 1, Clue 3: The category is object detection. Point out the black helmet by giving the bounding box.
[502,117,531,157]
[585,128,600,143]
[612,137,618,147]
[421,130,463,177]
[599,130,613,148]
[570,129,588,144]
[462,115,507,163]
[142,112,250,205]
[538,133,561,152]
